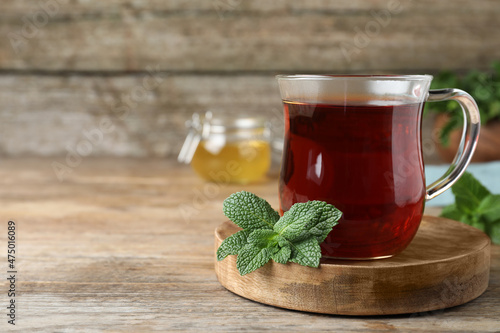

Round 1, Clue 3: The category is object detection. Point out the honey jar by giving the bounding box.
[178,112,271,184]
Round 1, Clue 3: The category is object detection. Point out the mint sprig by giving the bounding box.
[441,172,500,244]
[217,191,342,276]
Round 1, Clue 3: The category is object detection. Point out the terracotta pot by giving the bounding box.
[434,114,500,163]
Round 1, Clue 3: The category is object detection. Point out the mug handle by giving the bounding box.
[425,89,481,200]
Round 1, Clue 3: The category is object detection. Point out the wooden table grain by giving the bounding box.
[0,158,498,332]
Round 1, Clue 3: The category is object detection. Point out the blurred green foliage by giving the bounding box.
[425,61,500,146]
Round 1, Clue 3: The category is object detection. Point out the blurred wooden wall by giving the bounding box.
[0,0,499,158]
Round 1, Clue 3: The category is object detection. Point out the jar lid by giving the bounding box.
[177,111,270,164]
[209,115,268,134]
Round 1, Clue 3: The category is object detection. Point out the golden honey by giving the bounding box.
[178,113,272,184]
[191,140,270,184]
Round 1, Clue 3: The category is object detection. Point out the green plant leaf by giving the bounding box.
[451,172,491,214]
[441,172,500,244]
[440,203,464,221]
[486,101,500,122]
[477,195,500,224]
[247,229,279,248]
[425,62,500,147]
[492,60,500,76]
[490,225,500,245]
[271,244,292,264]
[236,243,275,276]
[273,202,318,241]
[305,202,343,243]
[222,191,280,231]
[216,230,250,261]
[237,229,281,275]
[431,70,459,89]
[218,192,343,275]
[289,237,322,268]
[273,201,342,243]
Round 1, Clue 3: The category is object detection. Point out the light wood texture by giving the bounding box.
[0,158,499,331]
[0,74,283,158]
[1,1,499,158]
[0,0,498,72]
[215,218,490,315]
[0,73,448,165]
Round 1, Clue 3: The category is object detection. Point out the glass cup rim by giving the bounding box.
[276,74,433,81]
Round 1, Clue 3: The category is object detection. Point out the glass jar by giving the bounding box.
[178,112,271,184]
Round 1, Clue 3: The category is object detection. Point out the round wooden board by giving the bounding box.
[214,216,491,316]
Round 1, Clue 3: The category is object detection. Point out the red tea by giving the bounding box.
[279,101,426,259]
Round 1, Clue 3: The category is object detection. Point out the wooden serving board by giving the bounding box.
[214,216,491,316]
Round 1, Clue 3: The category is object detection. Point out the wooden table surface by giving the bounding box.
[0,158,498,332]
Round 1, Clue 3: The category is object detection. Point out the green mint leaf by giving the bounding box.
[236,243,275,276]
[218,192,343,275]
[273,202,318,241]
[289,237,321,268]
[307,202,343,243]
[442,201,479,229]
[490,225,500,245]
[216,230,250,261]
[271,244,291,264]
[440,203,464,222]
[235,229,282,275]
[247,229,280,248]
[477,194,500,224]
[222,191,279,231]
[273,201,341,243]
[276,235,290,248]
[451,172,491,214]
[442,173,500,245]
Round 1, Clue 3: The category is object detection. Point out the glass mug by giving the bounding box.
[276,75,480,259]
